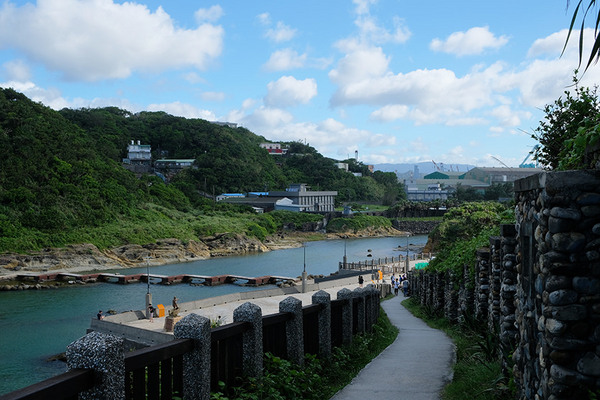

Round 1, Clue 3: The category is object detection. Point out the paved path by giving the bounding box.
[330,294,456,400]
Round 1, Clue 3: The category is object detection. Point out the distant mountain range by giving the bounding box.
[374,162,476,176]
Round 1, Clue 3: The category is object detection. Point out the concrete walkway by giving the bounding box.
[330,294,456,400]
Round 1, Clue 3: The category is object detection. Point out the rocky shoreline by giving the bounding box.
[0,226,410,284]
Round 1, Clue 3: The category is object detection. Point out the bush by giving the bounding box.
[246,223,268,241]
[327,215,392,233]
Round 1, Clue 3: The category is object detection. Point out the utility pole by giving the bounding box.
[302,245,307,293]
[145,256,152,318]
[405,234,410,274]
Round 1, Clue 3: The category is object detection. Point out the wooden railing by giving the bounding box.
[1,291,378,400]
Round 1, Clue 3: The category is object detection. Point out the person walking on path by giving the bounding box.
[330,295,455,400]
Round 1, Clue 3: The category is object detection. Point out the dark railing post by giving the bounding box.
[279,296,304,366]
[337,288,353,345]
[234,302,263,378]
[66,331,125,400]
[312,290,332,359]
[353,287,366,334]
[173,313,211,400]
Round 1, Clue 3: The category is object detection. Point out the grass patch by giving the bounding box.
[211,305,398,400]
[402,298,514,400]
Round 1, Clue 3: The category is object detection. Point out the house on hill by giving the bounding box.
[260,142,288,155]
[122,140,152,174]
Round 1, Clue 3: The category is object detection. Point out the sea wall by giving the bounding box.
[409,170,600,400]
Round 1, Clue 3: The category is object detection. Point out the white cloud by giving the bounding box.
[329,46,389,85]
[355,15,411,44]
[0,0,224,81]
[257,13,271,26]
[353,0,377,15]
[265,21,297,43]
[0,79,142,111]
[194,5,223,23]
[370,105,409,122]
[1,59,31,81]
[147,101,216,120]
[201,91,226,101]
[243,107,295,128]
[0,80,68,109]
[264,49,307,71]
[445,117,488,126]
[490,105,527,127]
[182,72,205,84]
[331,65,498,123]
[430,26,508,56]
[264,76,317,108]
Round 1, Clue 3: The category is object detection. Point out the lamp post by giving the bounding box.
[302,245,307,293]
[145,256,152,318]
[405,234,410,274]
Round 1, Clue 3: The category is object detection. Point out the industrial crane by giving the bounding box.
[519,145,539,168]
[491,156,511,168]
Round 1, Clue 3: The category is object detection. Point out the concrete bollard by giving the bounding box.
[173,313,211,400]
[279,296,304,366]
[66,331,125,400]
[234,302,263,378]
[312,290,332,359]
[337,288,353,346]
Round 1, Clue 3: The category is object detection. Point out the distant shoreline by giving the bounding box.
[0,228,413,282]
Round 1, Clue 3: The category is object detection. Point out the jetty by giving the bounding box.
[14,272,295,287]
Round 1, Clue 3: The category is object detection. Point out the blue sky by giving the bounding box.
[1,0,598,168]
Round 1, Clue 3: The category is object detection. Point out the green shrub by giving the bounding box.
[246,223,268,241]
[327,215,391,233]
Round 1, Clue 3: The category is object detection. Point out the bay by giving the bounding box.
[0,235,427,395]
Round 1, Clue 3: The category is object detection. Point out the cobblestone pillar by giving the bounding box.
[353,287,366,334]
[66,331,125,400]
[234,302,263,377]
[337,288,353,345]
[312,290,332,358]
[173,313,211,400]
[279,296,304,366]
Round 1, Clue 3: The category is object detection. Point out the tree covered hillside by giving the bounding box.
[0,88,404,252]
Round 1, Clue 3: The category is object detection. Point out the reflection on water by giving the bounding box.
[0,235,427,394]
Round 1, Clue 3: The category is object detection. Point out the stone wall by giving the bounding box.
[408,170,600,399]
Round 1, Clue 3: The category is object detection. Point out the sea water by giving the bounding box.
[0,235,427,394]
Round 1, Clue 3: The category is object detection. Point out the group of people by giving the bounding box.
[147,296,179,322]
[390,274,410,297]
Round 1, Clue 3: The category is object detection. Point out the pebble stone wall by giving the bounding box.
[409,170,600,399]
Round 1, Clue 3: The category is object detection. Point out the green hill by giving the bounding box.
[0,88,404,253]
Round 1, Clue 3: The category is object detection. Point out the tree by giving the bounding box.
[565,1,600,72]
[532,79,600,169]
